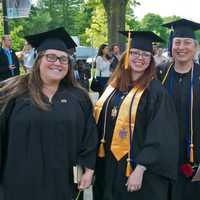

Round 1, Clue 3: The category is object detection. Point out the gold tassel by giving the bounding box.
[190,143,194,163]
[98,139,106,158]
[126,158,132,177]
[124,31,131,70]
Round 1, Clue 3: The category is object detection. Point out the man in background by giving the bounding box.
[110,43,121,72]
[0,35,20,81]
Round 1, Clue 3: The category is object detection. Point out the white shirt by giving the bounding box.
[23,48,35,69]
[95,56,111,77]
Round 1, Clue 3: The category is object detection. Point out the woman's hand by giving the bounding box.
[126,165,146,192]
[78,168,94,190]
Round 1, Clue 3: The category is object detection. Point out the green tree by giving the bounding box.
[85,0,138,49]
[10,25,25,50]
[8,0,94,47]
[85,4,107,48]
[126,1,141,31]
[0,5,3,38]
[36,0,86,34]
[140,13,168,46]
[163,15,181,24]
[141,13,165,34]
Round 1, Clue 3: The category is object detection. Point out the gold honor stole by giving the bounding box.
[110,87,145,162]
[94,85,116,123]
[94,85,145,165]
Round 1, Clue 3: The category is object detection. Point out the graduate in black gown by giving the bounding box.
[158,18,200,200]
[93,31,179,200]
[0,27,98,200]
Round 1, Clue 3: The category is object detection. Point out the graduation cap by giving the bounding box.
[119,31,164,69]
[162,18,200,39]
[162,19,200,56]
[119,31,164,53]
[25,27,77,53]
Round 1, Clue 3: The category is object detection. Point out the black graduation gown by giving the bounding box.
[0,86,98,200]
[157,63,200,200]
[93,79,179,200]
[0,48,20,81]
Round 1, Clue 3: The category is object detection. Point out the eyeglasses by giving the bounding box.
[129,50,151,59]
[44,54,69,65]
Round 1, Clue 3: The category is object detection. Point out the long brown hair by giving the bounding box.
[0,51,78,111]
[109,51,156,91]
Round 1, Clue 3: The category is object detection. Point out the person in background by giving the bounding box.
[93,31,179,200]
[0,35,20,81]
[154,46,168,66]
[0,27,98,200]
[95,44,111,95]
[21,42,36,72]
[110,43,121,72]
[158,18,200,200]
[76,59,91,91]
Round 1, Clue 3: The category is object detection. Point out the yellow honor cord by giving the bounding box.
[97,89,116,158]
[161,63,174,85]
[126,157,132,177]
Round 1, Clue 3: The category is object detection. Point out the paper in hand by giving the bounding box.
[73,165,83,184]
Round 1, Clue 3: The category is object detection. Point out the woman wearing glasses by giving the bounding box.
[93,31,179,200]
[0,28,97,200]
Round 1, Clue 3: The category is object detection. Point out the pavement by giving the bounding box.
[84,187,93,200]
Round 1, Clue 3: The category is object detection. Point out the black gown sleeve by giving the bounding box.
[70,88,98,170]
[0,99,15,179]
[135,80,179,180]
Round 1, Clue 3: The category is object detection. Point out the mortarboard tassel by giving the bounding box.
[98,139,106,158]
[190,143,194,163]
[126,158,132,177]
[124,31,131,70]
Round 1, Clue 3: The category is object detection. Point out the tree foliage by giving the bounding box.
[1,0,200,52]
[85,4,107,48]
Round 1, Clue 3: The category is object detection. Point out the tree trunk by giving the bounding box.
[102,0,128,50]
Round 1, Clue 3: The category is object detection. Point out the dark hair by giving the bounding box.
[97,44,108,57]
[110,43,120,51]
[109,51,156,91]
[2,34,10,41]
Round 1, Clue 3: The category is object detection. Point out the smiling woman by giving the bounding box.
[158,18,200,200]
[0,27,98,200]
[93,31,179,200]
